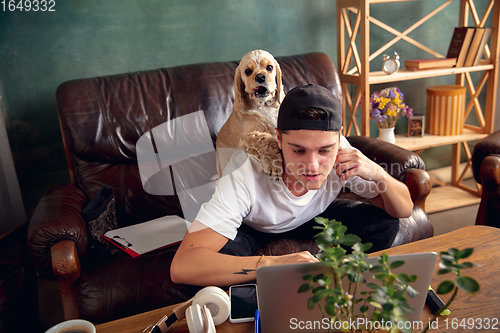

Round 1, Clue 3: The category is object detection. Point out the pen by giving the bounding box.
[254,309,260,333]
[426,286,450,316]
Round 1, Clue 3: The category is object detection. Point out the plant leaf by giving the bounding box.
[337,225,348,235]
[370,264,385,273]
[439,253,456,263]
[312,273,325,282]
[343,234,361,247]
[325,296,337,304]
[298,283,310,293]
[458,248,473,259]
[448,248,460,258]
[405,286,419,298]
[396,273,412,284]
[314,216,328,225]
[382,303,394,311]
[324,303,336,316]
[307,297,316,310]
[362,242,373,252]
[436,280,455,294]
[380,253,388,263]
[458,262,474,269]
[333,247,347,259]
[390,260,405,269]
[437,268,451,275]
[456,276,480,295]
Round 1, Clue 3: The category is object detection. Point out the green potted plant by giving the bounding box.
[299,217,480,333]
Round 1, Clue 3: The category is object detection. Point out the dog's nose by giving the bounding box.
[255,73,267,84]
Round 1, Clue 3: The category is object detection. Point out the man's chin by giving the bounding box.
[299,176,326,190]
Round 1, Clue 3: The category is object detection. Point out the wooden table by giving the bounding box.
[96,225,500,333]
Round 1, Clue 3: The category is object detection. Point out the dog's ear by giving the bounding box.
[274,60,285,104]
[233,64,246,112]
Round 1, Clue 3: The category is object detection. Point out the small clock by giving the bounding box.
[382,52,400,75]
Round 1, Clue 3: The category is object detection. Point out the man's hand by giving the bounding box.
[259,251,319,267]
[335,147,386,182]
[334,147,413,218]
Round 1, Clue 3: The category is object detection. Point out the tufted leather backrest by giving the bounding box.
[56,52,342,226]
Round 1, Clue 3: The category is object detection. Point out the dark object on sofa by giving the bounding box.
[472,130,500,227]
[27,52,433,324]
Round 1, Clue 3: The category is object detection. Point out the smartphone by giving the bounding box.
[229,283,258,323]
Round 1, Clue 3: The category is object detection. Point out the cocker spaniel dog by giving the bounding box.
[216,50,284,179]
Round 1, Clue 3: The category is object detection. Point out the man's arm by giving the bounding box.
[335,148,413,218]
[170,220,318,286]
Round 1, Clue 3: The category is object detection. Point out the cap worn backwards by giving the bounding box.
[277,84,342,132]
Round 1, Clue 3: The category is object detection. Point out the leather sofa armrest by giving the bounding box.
[346,135,430,211]
[347,136,426,182]
[27,184,89,279]
[51,239,82,320]
[472,130,500,184]
[475,155,500,226]
[404,168,432,211]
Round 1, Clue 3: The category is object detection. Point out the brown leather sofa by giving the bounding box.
[27,52,433,324]
[472,130,500,227]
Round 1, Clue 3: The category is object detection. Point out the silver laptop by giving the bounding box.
[256,252,437,333]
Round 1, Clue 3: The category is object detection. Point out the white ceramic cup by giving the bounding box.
[45,319,96,333]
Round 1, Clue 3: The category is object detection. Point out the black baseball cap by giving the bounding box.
[277,84,342,132]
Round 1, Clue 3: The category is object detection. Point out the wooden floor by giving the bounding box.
[426,186,480,214]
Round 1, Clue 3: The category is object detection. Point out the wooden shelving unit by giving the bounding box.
[395,129,487,151]
[337,0,500,213]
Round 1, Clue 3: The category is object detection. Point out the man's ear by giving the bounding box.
[276,128,282,150]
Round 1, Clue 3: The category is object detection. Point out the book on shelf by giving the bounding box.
[102,215,189,258]
[473,27,492,66]
[404,58,457,70]
[446,27,475,67]
[464,27,486,67]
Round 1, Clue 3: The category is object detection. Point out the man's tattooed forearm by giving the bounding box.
[233,268,255,275]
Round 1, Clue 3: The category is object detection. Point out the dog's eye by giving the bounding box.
[245,69,253,76]
[266,65,273,72]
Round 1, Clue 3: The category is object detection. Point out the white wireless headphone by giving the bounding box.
[150,286,230,333]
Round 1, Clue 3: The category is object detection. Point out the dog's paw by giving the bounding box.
[261,150,282,180]
[239,131,283,180]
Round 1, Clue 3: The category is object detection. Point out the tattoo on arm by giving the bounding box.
[233,268,255,275]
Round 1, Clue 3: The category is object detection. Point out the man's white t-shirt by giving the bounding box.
[195,136,379,240]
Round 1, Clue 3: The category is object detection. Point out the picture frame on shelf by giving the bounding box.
[408,116,425,137]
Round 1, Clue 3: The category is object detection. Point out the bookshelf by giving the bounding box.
[337,0,500,213]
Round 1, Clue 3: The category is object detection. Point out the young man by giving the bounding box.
[170,84,413,286]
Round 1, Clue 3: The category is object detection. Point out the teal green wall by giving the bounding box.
[0,0,492,217]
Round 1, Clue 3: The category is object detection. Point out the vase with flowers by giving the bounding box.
[369,87,413,144]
